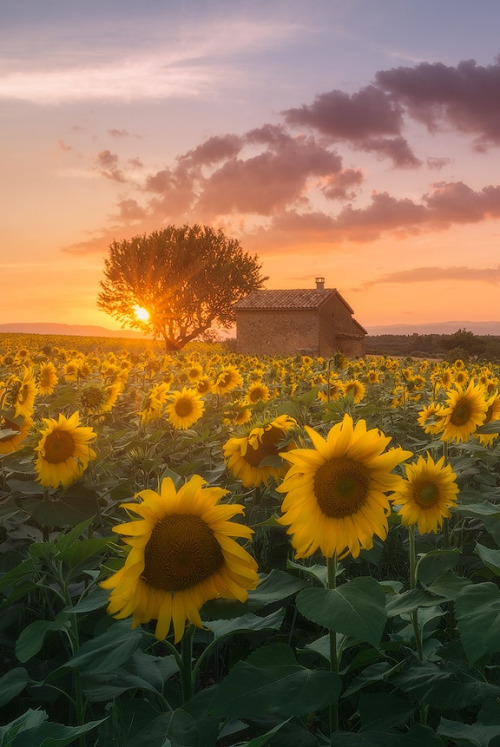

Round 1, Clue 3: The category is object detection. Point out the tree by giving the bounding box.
[97,224,267,351]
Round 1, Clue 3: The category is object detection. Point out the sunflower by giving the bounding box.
[196,377,213,395]
[392,453,459,534]
[244,382,270,405]
[417,402,446,435]
[100,475,259,642]
[166,388,204,430]
[223,401,253,426]
[317,379,343,403]
[223,414,297,488]
[187,363,204,382]
[343,379,366,403]
[213,365,243,395]
[12,368,37,418]
[37,361,58,395]
[439,381,488,443]
[34,411,97,488]
[0,415,33,455]
[475,390,500,446]
[277,414,412,559]
[367,370,382,384]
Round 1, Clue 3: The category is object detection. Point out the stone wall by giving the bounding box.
[236,296,366,357]
[236,309,320,356]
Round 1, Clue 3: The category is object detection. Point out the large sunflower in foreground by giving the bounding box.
[166,387,205,430]
[439,381,488,443]
[223,414,297,488]
[100,475,259,642]
[34,411,97,488]
[392,453,459,534]
[277,414,412,559]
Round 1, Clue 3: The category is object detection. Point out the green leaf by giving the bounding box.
[398,724,444,746]
[0,709,47,742]
[241,719,292,747]
[326,731,402,746]
[206,609,284,640]
[475,542,500,577]
[64,621,142,674]
[58,535,113,570]
[81,669,160,702]
[391,659,500,710]
[55,518,93,552]
[357,692,415,730]
[386,588,445,617]
[287,559,329,586]
[476,419,500,434]
[26,496,96,527]
[296,577,387,648]
[209,643,340,719]
[416,548,461,585]
[455,583,500,663]
[0,708,104,747]
[0,667,30,707]
[0,558,36,593]
[342,661,403,698]
[425,571,472,601]
[204,568,307,618]
[16,612,70,663]
[67,588,109,613]
[438,717,500,746]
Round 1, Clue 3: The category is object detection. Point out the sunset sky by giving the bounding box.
[2,0,500,333]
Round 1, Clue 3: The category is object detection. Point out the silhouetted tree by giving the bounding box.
[97,225,267,351]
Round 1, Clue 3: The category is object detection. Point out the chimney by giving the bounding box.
[315,276,325,290]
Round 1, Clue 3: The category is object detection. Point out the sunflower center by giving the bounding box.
[43,429,75,463]
[174,397,194,417]
[244,426,282,467]
[413,481,439,507]
[450,399,471,425]
[313,457,370,518]
[142,514,224,591]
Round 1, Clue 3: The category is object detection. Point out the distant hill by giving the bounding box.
[365,321,500,336]
[0,322,147,339]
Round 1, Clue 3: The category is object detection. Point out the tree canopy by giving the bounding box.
[97,224,267,350]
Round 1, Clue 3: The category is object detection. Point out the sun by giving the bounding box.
[133,305,150,322]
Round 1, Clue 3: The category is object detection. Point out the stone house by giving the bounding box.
[234,278,367,357]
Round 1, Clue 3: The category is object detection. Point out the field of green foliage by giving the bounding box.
[1,333,500,746]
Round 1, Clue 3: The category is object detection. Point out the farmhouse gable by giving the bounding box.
[234,278,367,357]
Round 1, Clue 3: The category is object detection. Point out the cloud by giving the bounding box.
[108,128,130,138]
[64,55,500,255]
[284,85,404,140]
[95,150,126,183]
[375,57,500,149]
[283,86,420,166]
[359,265,500,288]
[195,130,343,216]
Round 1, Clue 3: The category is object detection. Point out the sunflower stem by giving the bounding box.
[408,526,427,724]
[327,554,339,737]
[180,624,194,703]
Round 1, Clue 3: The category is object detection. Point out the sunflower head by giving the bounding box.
[439,381,488,443]
[100,475,259,642]
[34,411,97,488]
[223,414,297,488]
[277,414,412,560]
[166,387,205,430]
[392,453,459,534]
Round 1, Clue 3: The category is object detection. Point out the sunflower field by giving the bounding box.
[1,333,500,746]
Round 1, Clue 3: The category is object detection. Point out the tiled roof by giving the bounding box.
[234,288,338,310]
